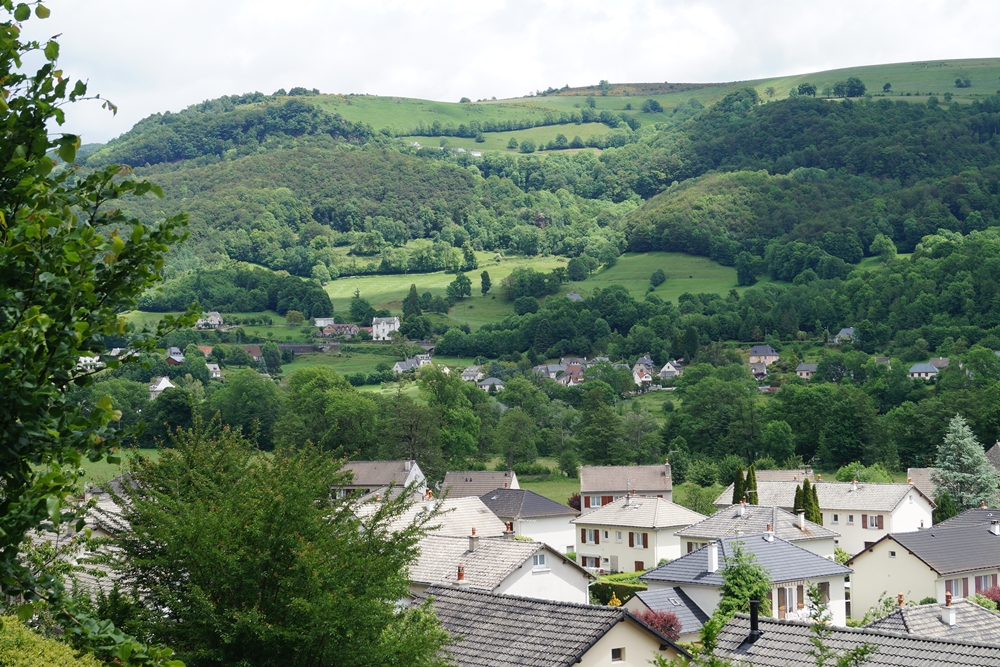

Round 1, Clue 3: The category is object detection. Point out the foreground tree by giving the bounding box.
[110,425,451,667]
[700,543,771,651]
[0,3,195,663]
[932,415,1000,509]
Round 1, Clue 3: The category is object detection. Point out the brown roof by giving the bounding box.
[580,464,672,494]
[907,467,937,499]
[342,460,418,487]
[443,471,518,498]
[986,443,1000,474]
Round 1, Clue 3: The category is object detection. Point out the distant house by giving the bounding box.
[642,534,853,625]
[206,363,222,379]
[242,345,262,362]
[560,356,587,366]
[929,356,951,369]
[633,354,656,374]
[408,141,421,148]
[195,311,223,329]
[165,346,185,365]
[393,354,432,374]
[469,150,482,157]
[581,462,674,507]
[320,323,359,338]
[865,597,1000,643]
[659,360,684,379]
[555,364,584,387]
[533,362,564,379]
[477,377,505,392]
[338,460,425,496]
[148,376,174,400]
[461,365,484,382]
[313,317,336,328]
[77,355,104,371]
[795,363,817,379]
[372,316,400,341]
[357,494,507,538]
[676,503,839,558]
[909,362,938,379]
[632,368,653,388]
[409,534,594,603]
[834,327,854,343]
[573,497,706,571]
[196,345,214,357]
[417,586,690,667]
[749,362,768,380]
[444,470,520,498]
[748,345,779,365]
[480,488,579,553]
[566,292,584,302]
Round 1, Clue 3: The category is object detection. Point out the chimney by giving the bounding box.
[797,509,805,530]
[816,474,822,482]
[852,479,858,492]
[469,526,479,552]
[907,477,913,484]
[456,562,469,587]
[897,592,904,607]
[942,592,956,626]
[793,475,798,481]
[990,520,1000,537]
[404,460,412,472]
[765,523,774,542]
[983,501,988,509]
[738,501,746,518]
[504,482,509,489]
[748,599,762,643]
[503,521,515,540]
[707,541,719,573]
[665,458,671,475]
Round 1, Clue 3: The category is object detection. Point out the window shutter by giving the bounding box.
[581,528,587,543]
[963,578,969,597]
[945,580,952,595]
[595,530,600,545]
[602,495,613,505]
[629,532,634,547]
[768,589,774,615]
[861,514,868,529]
[877,515,884,530]
[584,496,590,508]
[994,574,998,588]
[797,585,804,609]
[643,532,649,548]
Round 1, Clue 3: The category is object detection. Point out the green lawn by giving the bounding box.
[75,449,161,487]
[520,475,579,505]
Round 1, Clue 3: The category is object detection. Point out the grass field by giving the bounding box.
[520,475,579,505]
[401,123,610,154]
[75,449,161,487]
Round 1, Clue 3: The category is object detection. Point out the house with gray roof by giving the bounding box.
[748,345,779,365]
[865,598,1000,644]
[987,442,1000,475]
[676,503,839,558]
[624,586,710,643]
[834,327,855,343]
[371,315,400,340]
[165,346,185,365]
[410,533,593,603]
[908,362,938,379]
[847,516,1000,618]
[443,470,518,498]
[796,362,817,379]
[580,462,674,509]
[713,480,934,555]
[533,363,567,379]
[480,488,579,553]
[460,365,484,382]
[934,506,1000,529]
[906,467,937,499]
[572,497,705,572]
[148,376,175,400]
[566,292,584,302]
[477,377,504,392]
[416,585,691,667]
[715,612,1000,667]
[641,534,853,625]
[658,360,684,379]
[339,460,425,495]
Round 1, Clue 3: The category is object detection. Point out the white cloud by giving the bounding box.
[19,0,1000,142]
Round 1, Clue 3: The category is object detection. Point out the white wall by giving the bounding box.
[495,553,591,604]
[513,515,576,554]
[848,538,937,618]
[577,619,683,667]
[820,495,933,556]
[575,523,683,573]
[889,492,934,533]
[654,523,688,562]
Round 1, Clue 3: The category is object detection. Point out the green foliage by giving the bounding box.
[590,580,647,605]
[446,273,472,301]
[403,284,422,318]
[731,465,745,504]
[835,462,892,483]
[480,270,492,295]
[744,464,758,505]
[932,490,958,524]
[932,415,1000,510]
[0,617,101,667]
[968,593,999,612]
[834,547,851,565]
[702,542,772,651]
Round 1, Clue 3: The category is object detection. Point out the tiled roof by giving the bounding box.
[907,467,937,499]
[409,535,583,590]
[713,481,930,512]
[715,613,1000,667]
[572,497,705,530]
[580,464,673,493]
[749,345,777,356]
[443,471,518,498]
[753,469,815,483]
[934,507,1000,529]
[417,585,689,667]
[854,523,1000,575]
[986,443,1000,473]
[640,534,851,586]
[676,505,839,542]
[356,495,507,538]
[479,489,578,520]
[866,600,1000,644]
[909,363,938,374]
[631,586,710,637]
[929,357,950,368]
[341,460,417,487]
[796,363,818,372]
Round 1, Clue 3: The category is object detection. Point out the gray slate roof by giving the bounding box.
[580,464,673,494]
[713,481,931,512]
[854,523,1000,575]
[341,460,418,487]
[749,345,777,356]
[409,535,590,590]
[796,363,818,372]
[934,507,1000,529]
[417,585,689,667]
[987,443,1000,473]
[716,613,1000,667]
[631,586,709,637]
[640,534,852,587]
[479,488,578,520]
[909,362,938,374]
[572,497,705,529]
[866,600,1000,644]
[443,470,517,498]
[676,505,839,542]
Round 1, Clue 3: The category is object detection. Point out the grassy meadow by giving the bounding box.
[400,122,610,154]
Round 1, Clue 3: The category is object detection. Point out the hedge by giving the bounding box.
[590,580,648,605]
[0,617,101,667]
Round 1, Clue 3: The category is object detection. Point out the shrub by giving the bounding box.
[650,269,666,287]
[981,586,1000,605]
[567,493,581,510]
[918,596,938,605]
[635,609,681,641]
[591,580,647,604]
[513,295,540,315]
[968,593,998,612]
[0,617,101,667]
[511,461,551,476]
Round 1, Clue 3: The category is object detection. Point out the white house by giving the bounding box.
[909,362,939,379]
[834,327,855,343]
[713,480,935,556]
[632,368,653,388]
[339,459,425,496]
[477,377,505,392]
[420,585,691,666]
[641,534,853,626]
[392,354,432,374]
[409,533,594,604]
[443,470,519,498]
[847,512,1000,619]
[479,488,579,553]
[796,363,817,379]
[195,311,223,329]
[580,462,674,509]
[313,317,336,328]
[659,361,684,379]
[676,503,839,558]
[372,316,400,341]
[572,497,706,572]
[206,363,222,379]
[461,365,484,382]
[148,376,175,400]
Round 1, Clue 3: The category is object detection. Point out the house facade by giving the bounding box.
[195,311,223,329]
[580,463,674,508]
[313,317,336,328]
[480,488,579,553]
[461,365,484,382]
[148,376,175,400]
[477,377,504,392]
[658,361,684,379]
[748,345,779,365]
[796,363,817,379]
[206,363,222,379]
[909,362,938,379]
[572,497,705,572]
[320,323,359,338]
[371,316,400,340]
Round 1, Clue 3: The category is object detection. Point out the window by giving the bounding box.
[945,578,963,598]
[591,496,602,507]
[832,514,839,524]
[611,647,625,662]
[532,554,546,568]
[615,531,622,543]
[889,551,896,558]
[818,582,831,604]
[847,515,854,525]
[868,515,879,529]
[587,529,599,544]
[977,575,991,592]
[603,530,609,540]
[581,556,600,568]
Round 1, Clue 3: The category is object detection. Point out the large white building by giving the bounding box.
[580,462,674,509]
[371,316,400,340]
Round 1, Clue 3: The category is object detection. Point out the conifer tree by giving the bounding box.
[402,284,421,319]
[801,477,817,522]
[811,482,822,524]
[732,465,745,505]
[793,484,803,513]
[932,415,1000,510]
[933,490,958,524]
[744,463,758,504]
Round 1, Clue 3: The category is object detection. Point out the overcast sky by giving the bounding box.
[21,0,1000,143]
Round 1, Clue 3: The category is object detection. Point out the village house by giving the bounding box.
[338,459,425,496]
[371,315,400,340]
[749,361,768,381]
[461,365,484,382]
[443,470,519,498]
[566,292,584,302]
[409,533,593,603]
[865,596,1000,644]
[417,585,691,667]
[795,363,817,379]
[206,363,221,379]
[242,345,262,362]
[834,327,855,343]
[572,496,706,572]
[76,355,104,371]
[196,345,213,357]
[165,346,185,365]
[847,511,1000,617]
[713,609,1000,667]
[658,360,684,379]
[581,462,674,508]
[641,534,853,626]
[748,344,779,365]
[320,323,359,338]
[392,354,432,374]
[556,364,584,387]
[148,376,175,400]
[560,356,588,366]
[929,356,950,369]
[195,311,223,329]
[908,362,938,379]
[477,377,505,392]
[632,368,653,388]
[623,587,710,643]
[361,494,508,538]
[632,353,656,375]
[713,479,934,555]
[533,363,566,379]
[676,503,839,558]
[313,317,336,328]
[479,488,579,553]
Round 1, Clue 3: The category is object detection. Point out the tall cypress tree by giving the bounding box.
[732,466,745,505]
[793,484,803,513]
[801,478,813,520]
[745,463,758,505]
[402,284,421,319]
[811,482,822,524]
